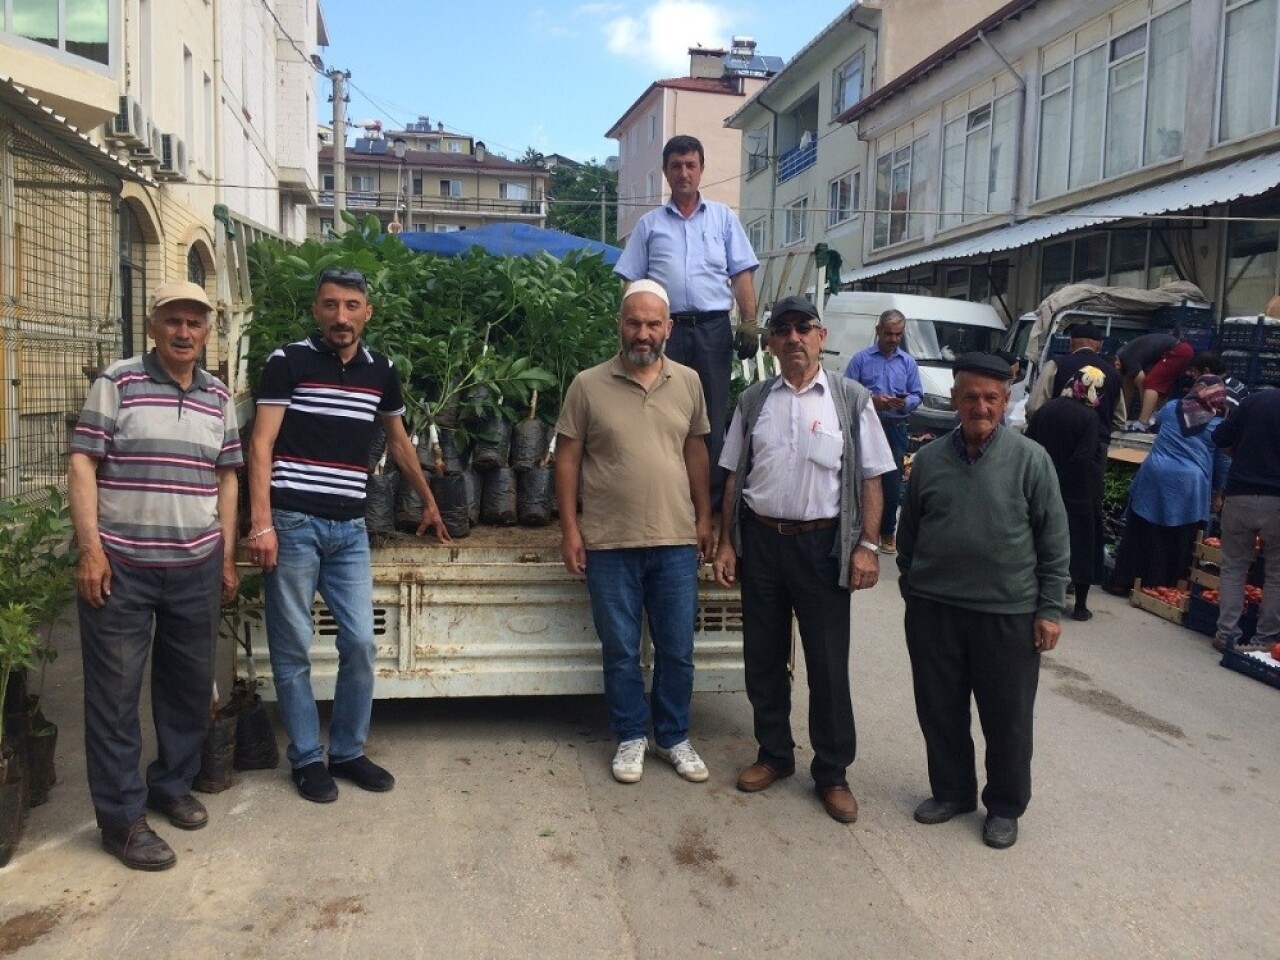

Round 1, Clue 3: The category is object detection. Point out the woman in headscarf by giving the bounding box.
[1105,375,1231,594]
[1027,365,1107,620]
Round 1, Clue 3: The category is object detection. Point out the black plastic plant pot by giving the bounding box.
[431,473,471,539]
[517,466,553,526]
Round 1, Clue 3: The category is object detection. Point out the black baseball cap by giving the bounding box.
[1067,321,1103,341]
[768,295,820,326]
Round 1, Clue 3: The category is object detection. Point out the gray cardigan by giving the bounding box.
[724,373,873,589]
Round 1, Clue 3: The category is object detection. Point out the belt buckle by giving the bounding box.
[776,519,800,535]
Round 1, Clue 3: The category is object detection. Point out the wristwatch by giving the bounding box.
[857,539,880,555]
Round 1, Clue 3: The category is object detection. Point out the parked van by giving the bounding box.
[817,291,1006,435]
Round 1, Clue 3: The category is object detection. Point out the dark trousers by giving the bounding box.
[79,549,221,833]
[903,596,1039,818]
[740,520,854,787]
[667,314,732,507]
[880,420,909,538]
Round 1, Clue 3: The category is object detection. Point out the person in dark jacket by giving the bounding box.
[1027,366,1108,621]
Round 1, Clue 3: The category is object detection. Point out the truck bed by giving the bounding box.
[237,523,746,700]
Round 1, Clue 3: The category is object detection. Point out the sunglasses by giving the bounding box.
[770,321,820,336]
[316,268,368,294]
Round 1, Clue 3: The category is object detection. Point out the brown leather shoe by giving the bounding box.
[147,792,208,830]
[817,785,859,823]
[736,762,793,793]
[879,535,897,555]
[101,816,177,871]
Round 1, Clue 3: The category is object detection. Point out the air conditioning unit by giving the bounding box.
[108,95,146,145]
[157,134,187,180]
[132,121,159,161]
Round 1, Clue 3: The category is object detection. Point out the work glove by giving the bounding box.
[734,323,762,361]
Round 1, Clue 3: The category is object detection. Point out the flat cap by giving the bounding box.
[1067,321,1103,341]
[953,351,1012,380]
[768,295,819,326]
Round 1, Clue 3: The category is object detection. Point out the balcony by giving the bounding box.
[776,135,817,184]
[316,191,545,218]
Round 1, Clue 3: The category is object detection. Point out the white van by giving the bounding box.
[817,291,1007,435]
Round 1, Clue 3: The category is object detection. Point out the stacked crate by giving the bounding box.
[1218,316,1280,389]
[1184,532,1264,640]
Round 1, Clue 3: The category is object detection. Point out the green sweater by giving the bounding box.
[897,426,1069,621]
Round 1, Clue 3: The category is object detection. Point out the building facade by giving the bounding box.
[836,0,1280,323]
[311,125,548,238]
[726,1,1013,308]
[606,39,782,243]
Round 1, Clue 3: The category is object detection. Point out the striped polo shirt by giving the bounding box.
[257,334,406,520]
[71,352,243,567]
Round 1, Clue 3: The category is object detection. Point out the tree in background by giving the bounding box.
[518,149,618,245]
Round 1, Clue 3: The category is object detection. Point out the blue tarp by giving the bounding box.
[399,223,621,264]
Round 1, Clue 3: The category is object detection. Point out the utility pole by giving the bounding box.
[329,68,350,222]
[600,185,606,243]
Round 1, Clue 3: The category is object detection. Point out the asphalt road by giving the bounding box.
[1,581,1276,959]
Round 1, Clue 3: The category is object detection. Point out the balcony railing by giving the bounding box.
[776,136,817,184]
[316,191,545,217]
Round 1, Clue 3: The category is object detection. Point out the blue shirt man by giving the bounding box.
[843,309,922,553]
[615,134,759,507]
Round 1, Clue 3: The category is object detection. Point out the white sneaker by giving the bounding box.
[654,739,709,782]
[612,738,648,783]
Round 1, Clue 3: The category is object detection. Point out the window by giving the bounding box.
[827,170,860,228]
[186,247,206,287]
[1223,201,1279,316]
[646,171,657,202]
[1219,0,1280,142]
[439,179,462,198]
[203,74,214,171]
[1036,4,1189,199]
[748,217,768,253]
[183,48,195,153]
[350,174,374,193]
[940,94,1017,230]
[412,175,423,196]
[500,182,530,200]
[319,218,334,235]
[783,197,809,246]
[833,50,865,117]
[1038,229,1177,299]
[447,141,463,153]
[648,111,658,142]
[436,224,462,233]
[6,0,111,65]
[873,137,928,248]
[322,173,335,191]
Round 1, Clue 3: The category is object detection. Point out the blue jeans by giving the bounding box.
[264,509,375,768]
[584,546,698,748]
[880,420,909,537]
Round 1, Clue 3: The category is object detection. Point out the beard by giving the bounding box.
[623,340,665,367]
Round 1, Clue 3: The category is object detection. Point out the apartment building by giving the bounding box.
[311,122,548,238]
[837,0,1280,322]
[726,1,1011,307]
[605,38,782,243]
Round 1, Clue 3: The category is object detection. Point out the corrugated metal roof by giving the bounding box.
[849,153,1280,281]
[0,76,149,183]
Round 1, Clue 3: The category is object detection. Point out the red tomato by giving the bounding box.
[1271,643,1280,660]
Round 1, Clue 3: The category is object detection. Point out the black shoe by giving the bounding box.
[913,797,977,824]
[101,816,177,871]
[146,792,208,830]
[292,761,339,803]
[328,755,395,792]
[983,814,1018,849]
[1071,608,1093,622]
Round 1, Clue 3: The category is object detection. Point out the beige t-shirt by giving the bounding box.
[556,355,709,550]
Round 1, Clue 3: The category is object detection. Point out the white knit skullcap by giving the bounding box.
[623,278,670,307]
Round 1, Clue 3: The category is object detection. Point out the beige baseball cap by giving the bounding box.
[150,280,213,313]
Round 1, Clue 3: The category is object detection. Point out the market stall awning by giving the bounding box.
[849,152,1280,282]
[400,223,621,264]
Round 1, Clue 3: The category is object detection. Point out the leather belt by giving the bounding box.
[750,513,838,535]
[670,310,729,325]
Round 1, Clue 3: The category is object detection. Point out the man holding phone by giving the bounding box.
[843,309,922,554]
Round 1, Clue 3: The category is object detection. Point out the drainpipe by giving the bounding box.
[977,30,1026,220]
[753,93,780,300]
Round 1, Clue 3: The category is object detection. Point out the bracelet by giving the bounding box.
[247,527,274,541]
[857,539,880,554]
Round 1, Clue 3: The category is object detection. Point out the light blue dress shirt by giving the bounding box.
[614,196,758,314]
[842,345,923,423]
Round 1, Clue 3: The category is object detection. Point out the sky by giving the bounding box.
[315,1,847,163]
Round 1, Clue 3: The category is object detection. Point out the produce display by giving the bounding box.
[246,214,622,538]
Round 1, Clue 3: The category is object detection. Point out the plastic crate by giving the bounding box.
[1187,583,1259,640]
[1182,325,1216,353]
[1219,647,1280,691]
[1221,351,1253,381]
[1253,353,1280,388]
[1153,300,1213,330]
[1261,319,1280,353]
[1217,317,1262,351]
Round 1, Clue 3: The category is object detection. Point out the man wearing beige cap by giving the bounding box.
[69,279,242,870]
[555,279,714,784]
